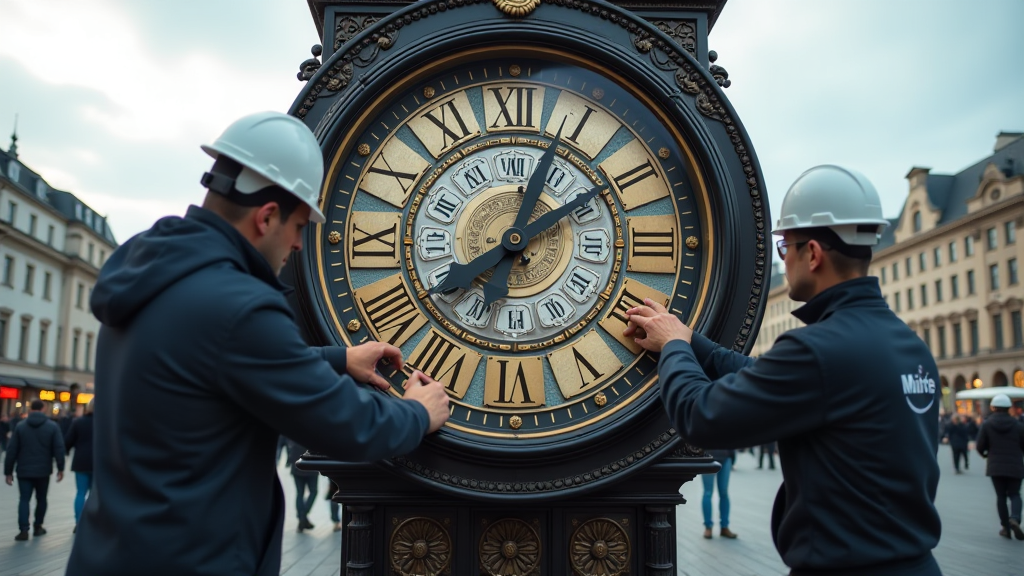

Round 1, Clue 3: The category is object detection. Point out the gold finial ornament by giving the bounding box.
[423,86,436,99]
[595,393,607,407]
[509,415,523,430]
[492,0,541,17]
[357,143,371,156]
[658,148,671,159]
[685,236,700,249]
[328,231,342,245]
[347,319,362,333]
[509,64,522,77]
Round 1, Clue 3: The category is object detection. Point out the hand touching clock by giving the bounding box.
[345,341,403,390]
[624,298,694,352]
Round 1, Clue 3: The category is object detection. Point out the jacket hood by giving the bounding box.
[90,206,287,327]
[987,411,1020,433]
[26,411,48,427]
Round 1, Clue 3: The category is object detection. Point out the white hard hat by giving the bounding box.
[991,393,1012,408]
[201,111,326,224]
[773,165,890,246]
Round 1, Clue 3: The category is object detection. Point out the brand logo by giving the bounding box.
[901,365,936,414]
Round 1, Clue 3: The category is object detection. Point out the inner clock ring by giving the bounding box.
[456,186,571,298]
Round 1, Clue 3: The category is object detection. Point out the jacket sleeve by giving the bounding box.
[64,420,78,455]
[217,297,429,463]
[688,332,757,378]
[976,424,989,457]
[316,346,347,376]
[3,426,19,476]
[52,424,66,472]
[659,333,825,448]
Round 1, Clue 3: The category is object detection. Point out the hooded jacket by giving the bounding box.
[658,277,942,575]
[976,411,1024,478]
[64,413,94,473]
[66,206,429,576]
[3,411,65,478]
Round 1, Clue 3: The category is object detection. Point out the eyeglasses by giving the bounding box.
[776,239,809,259]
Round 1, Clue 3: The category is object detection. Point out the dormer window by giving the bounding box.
[7,162,20,182]
[991,188,1002,201]
[913,211,922,233]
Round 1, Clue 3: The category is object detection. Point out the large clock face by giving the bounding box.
[316,49,711,439]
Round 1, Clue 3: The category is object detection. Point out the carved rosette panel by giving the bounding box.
[651,20,696,56]
[480,519,541,576]
[334,15,381,50]
[570,519,631,576]
[390,517,452,576]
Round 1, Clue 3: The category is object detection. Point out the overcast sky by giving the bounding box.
[1,0,1021,244]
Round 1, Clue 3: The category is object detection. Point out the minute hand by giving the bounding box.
[521,186,604,240]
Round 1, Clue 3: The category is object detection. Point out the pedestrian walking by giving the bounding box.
[4,399,66,541]
[944,414,971,473]
[63,399,95,531]
[625,165,942,575]
[758,442,777,470]
[65,111,450,576]
[976,394,1024,540]
[284,438,318,533]
[0,414,10,453]
[701,449,737,539]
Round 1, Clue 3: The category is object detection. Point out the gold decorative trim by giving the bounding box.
[658,147,670,160]
[423,86,436,99]
[357,143,371,156]
[509,64,522,77]
[328,230,342,245]
[480,519,540,576]
[685,235,699,249]
[492,0,541,18]
[570,518,630,576]
[509,415,523,429]
[594,393,607,407]
[346,319,361,333]
[390,517,452,576]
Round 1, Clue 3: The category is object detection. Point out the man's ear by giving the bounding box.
[807,240,826,272]
[253,202,280,236]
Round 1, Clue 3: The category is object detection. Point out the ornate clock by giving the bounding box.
[291,0,764,573]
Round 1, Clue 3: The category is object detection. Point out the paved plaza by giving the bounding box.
[0,445,1021,575]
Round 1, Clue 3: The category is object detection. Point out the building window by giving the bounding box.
[1010,258,1019,285]
[88,243,94,264]
[923,327,931,350]
[18,318,30,361]
[967,270,976,294]
[933,247,941,267]
[951,275,959,299]
[2,255,12,286]
[970,320,979,355]
[919,252,927,272]
[987,227,998,250]
[893,263,899,281]
[71,331,80,370]
[1007,220,1017,244]
[920,284,928,307]
[0,316,7,358]
[28,214,37,237]
[23,264,34,294]
[47,225,54,246]
[905,258,912,277]
[990,264,1000,291]
[38,324,48,365]
[937,325,947,358]
[6,201,16,224]
[953,323,963,357]
[907,289,914,310]
[881,267,887,284]
[99,250,106,266]
[935,279,943,302]
[76,283,84,309]
[913,211,922,232]
[85,334,94,371]
[895,292,901,312]
[43,272,51,300]
[966,235,975,256]
[1014,311,1023,348]
[949,241,957,263]
[993,313,1004,350]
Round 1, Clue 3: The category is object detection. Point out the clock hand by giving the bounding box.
[481,254,516,308]
[521,185,603,239]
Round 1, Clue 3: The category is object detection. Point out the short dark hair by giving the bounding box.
[202,156,302,223]
[30,399,44,411]
[792,227,872,276]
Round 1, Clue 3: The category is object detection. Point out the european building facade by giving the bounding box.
[0,133,117,417]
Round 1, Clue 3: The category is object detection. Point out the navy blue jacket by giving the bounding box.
[659,277,941,575]
[66,206,429,576]
[976,411,1024,478]
[64,413,94,473]
[4,411,65,478]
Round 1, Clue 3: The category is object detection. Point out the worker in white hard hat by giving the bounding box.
[67,111,450,576]
[976,393,1024,540]
[624,165,943,575]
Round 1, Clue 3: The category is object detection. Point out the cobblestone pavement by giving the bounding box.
[0,446,1021,575]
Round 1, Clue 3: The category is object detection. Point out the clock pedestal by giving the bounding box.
[302,450,717,575]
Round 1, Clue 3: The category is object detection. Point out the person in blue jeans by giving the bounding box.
[285,438,318,532]
[702,449,737,539]
[64,399,95,531]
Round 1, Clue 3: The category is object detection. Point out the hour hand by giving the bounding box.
[429,245,507,295]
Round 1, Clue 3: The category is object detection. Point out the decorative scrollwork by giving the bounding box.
[480,519,541,576]
[652,20,697,56]
[296,44,322,82]
[570,519,631,576]
[335,15,381,50]
[390,517,452,576]
[492,0,541,17]
[708,50,731,88]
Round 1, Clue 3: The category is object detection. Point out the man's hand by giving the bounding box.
[57,471,63,482]
[346,342,403,391]
[4,475,11,486]
[624,298,693,352]
[402,370,450,433]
